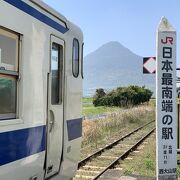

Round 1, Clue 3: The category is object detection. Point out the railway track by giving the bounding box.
[74,121,155,180]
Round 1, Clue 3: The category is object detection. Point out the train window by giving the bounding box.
[0,28,19,120]
[0,28,19,72]
[81,43,84,78]
[51,42,63,105]
[0,75,16,120]
[72,39,79,77]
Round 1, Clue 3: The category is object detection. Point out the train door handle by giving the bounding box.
[49,110,55,132]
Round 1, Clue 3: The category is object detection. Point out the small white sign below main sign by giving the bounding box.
[156,17,177,179]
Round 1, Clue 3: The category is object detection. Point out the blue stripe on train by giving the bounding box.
[67,118,82,141]
[0,118,82,166]
[0,125,46,166]
[3,0,69,34]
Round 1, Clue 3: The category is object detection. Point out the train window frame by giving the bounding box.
[51,42,63,105]
[0,27,19,121]
[0,28,19,72]
[72,38,79,78]
[81,43,84,79]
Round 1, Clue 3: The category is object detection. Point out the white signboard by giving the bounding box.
[156,17,177,179]
[143,57,156,74]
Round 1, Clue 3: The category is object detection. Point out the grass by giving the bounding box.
[83,105,120,117]
[83,97,93,103]
[82,97,119,116]
[82,97,155,117]
[81,104,155,159]
[118,133,156,177]
[81,98,155,176]
[178,154,180,177]
[80,98,180,178]
[119,134,180,178]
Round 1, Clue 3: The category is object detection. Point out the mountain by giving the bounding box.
[83,41,155,96]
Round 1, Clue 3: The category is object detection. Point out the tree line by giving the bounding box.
[93,85,153,107]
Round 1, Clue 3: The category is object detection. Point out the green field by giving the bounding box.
[83,97,120,117]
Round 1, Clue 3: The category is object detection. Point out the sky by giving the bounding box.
[42,0,180,66]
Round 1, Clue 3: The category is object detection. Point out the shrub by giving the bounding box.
[93,86,153,107]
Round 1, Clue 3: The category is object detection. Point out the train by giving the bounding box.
[0,0,83,179]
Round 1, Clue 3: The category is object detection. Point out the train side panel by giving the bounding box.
[0,0,83,179]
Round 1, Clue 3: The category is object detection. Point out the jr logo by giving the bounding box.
[161,37,173,45]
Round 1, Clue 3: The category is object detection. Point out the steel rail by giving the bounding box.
[78,120,154,168]
[177,149,180,154]
[92,128,155,180]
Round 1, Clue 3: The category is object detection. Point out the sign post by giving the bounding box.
[156,17,177,179]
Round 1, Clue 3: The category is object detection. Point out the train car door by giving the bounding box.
[45,35,64,178]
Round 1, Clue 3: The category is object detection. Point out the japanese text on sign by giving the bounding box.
[156,17,177,180]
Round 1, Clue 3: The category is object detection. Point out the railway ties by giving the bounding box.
[74,121,155,180]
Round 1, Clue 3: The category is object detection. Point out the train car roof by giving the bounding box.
[28,0,83,39]
[29,0,68,27]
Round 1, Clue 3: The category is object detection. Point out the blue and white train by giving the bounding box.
[0,0,83,179]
